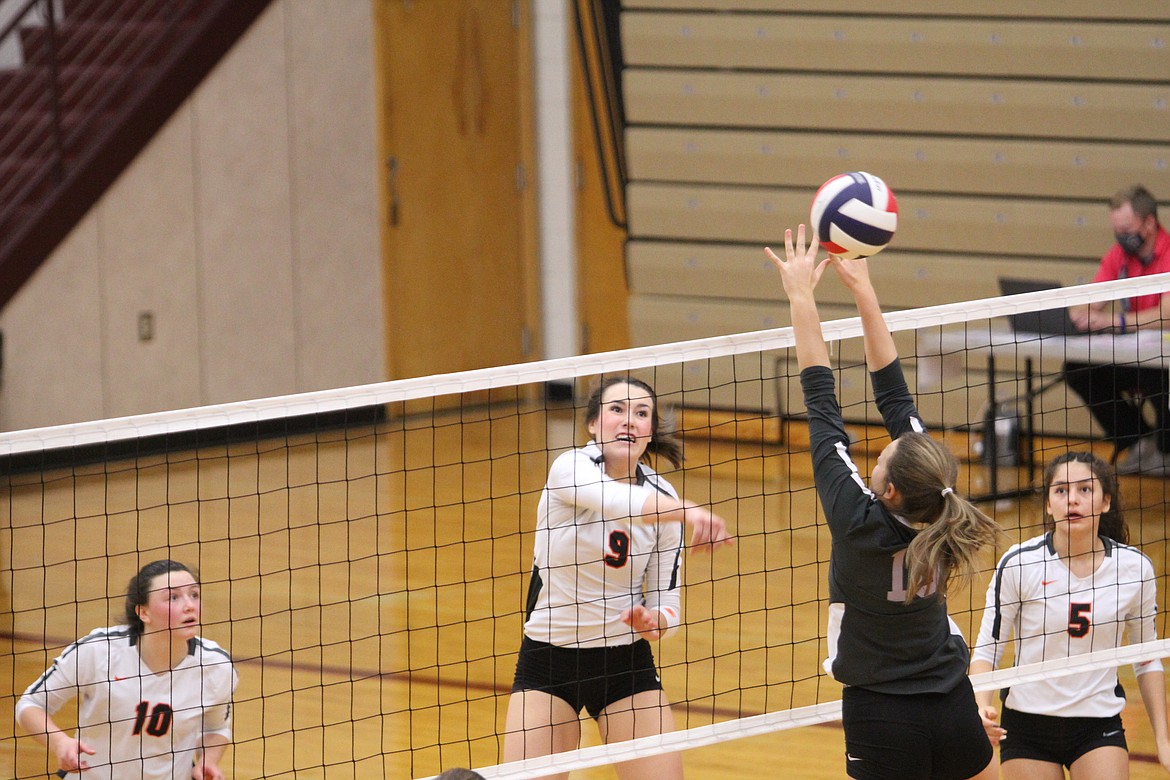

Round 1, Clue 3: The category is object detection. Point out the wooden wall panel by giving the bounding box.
[624,71,1170,143]
[627,242,1099,308]
[627,128,1170,202]
[623,14,1170,80]
[627,183,1113,260]
[616,2,1168,437]
[623,0,1170,20]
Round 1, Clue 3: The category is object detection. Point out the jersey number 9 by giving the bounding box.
[604,530,630,568]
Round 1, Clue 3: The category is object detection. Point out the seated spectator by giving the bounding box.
[1066,185,1170,475]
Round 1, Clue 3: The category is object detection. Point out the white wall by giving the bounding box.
[0,1,66,68]
[0,0,28,69]
[0,0,384,430]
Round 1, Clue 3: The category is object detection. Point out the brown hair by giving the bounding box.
[123,559,197,636]
[885,432,1001,603]
[1042,451,1127,544]
[1110,184,1158,223]
[584,376,684,468]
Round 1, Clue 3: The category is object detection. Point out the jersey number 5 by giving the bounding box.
[132,701,174,737]
[1068,602,1092,638]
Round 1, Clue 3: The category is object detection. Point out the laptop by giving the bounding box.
[997,277,1081,336]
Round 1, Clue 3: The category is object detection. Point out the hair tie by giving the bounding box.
[940,486,955,498]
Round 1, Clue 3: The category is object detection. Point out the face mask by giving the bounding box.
[1115,231,1145,256]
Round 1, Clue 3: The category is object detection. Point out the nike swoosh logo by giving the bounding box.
[846,754,863,762]
[1041,579,1057,586]
[1104,729,1122,737]
[113,675,127,681]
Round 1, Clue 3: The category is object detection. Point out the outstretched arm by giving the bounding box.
[830,257,896,371]
[637,493,733,552]
[547,450,732,551]
[766,225,832,370]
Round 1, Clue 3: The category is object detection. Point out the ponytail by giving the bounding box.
[903,489,1000,603]
[884,432,1002,603]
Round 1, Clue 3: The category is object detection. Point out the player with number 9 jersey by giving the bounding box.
[502,376,731,780]
[521,439,683,648]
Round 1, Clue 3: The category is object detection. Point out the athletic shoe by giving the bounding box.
[1117,435,1170,476]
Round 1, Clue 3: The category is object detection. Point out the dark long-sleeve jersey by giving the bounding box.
[801,359,971,695]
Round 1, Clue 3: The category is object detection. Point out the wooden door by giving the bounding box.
[572,2,630,354]
[374,0,536,381]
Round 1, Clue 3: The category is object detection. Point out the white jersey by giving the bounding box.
[16,626,238,780]
[523,442,684,648]
[972,532,1162,717]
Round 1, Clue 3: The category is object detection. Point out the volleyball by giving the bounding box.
[809,172,898,259]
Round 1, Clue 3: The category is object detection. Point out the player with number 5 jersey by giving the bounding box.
[503,376,732,780]
[971,451,1170,777]
[769,225,1001,780]
[15,560,237,780]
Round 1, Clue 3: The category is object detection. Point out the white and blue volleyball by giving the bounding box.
[809,172,898,259]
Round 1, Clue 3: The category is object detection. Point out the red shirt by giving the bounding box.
[1093,224,1170,312]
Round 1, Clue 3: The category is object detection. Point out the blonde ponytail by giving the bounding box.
[903,490,1000,603]
[883,432,1002,603]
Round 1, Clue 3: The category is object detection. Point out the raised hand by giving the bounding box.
[683,504,734,552]
[827,254,874,293]
[765,223,832,302]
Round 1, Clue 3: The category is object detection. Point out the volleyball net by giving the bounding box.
[3,274,1170,779]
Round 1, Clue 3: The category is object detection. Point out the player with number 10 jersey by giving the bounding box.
[16,560,237,780]
[17,627,235,779]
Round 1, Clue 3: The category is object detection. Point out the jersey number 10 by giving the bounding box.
[886,549,938,602]
[132,701,174,737]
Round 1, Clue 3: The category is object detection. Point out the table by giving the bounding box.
[919,328,1170,501]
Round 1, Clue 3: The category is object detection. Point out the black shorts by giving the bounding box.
[511,636,664,719]
[840,678,994,780]
[999,707,1127,767]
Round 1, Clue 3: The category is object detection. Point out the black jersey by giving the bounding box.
[801,360,970,695]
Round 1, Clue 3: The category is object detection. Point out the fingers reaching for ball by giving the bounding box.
[827,255,875,293]
[766,224,832,301]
